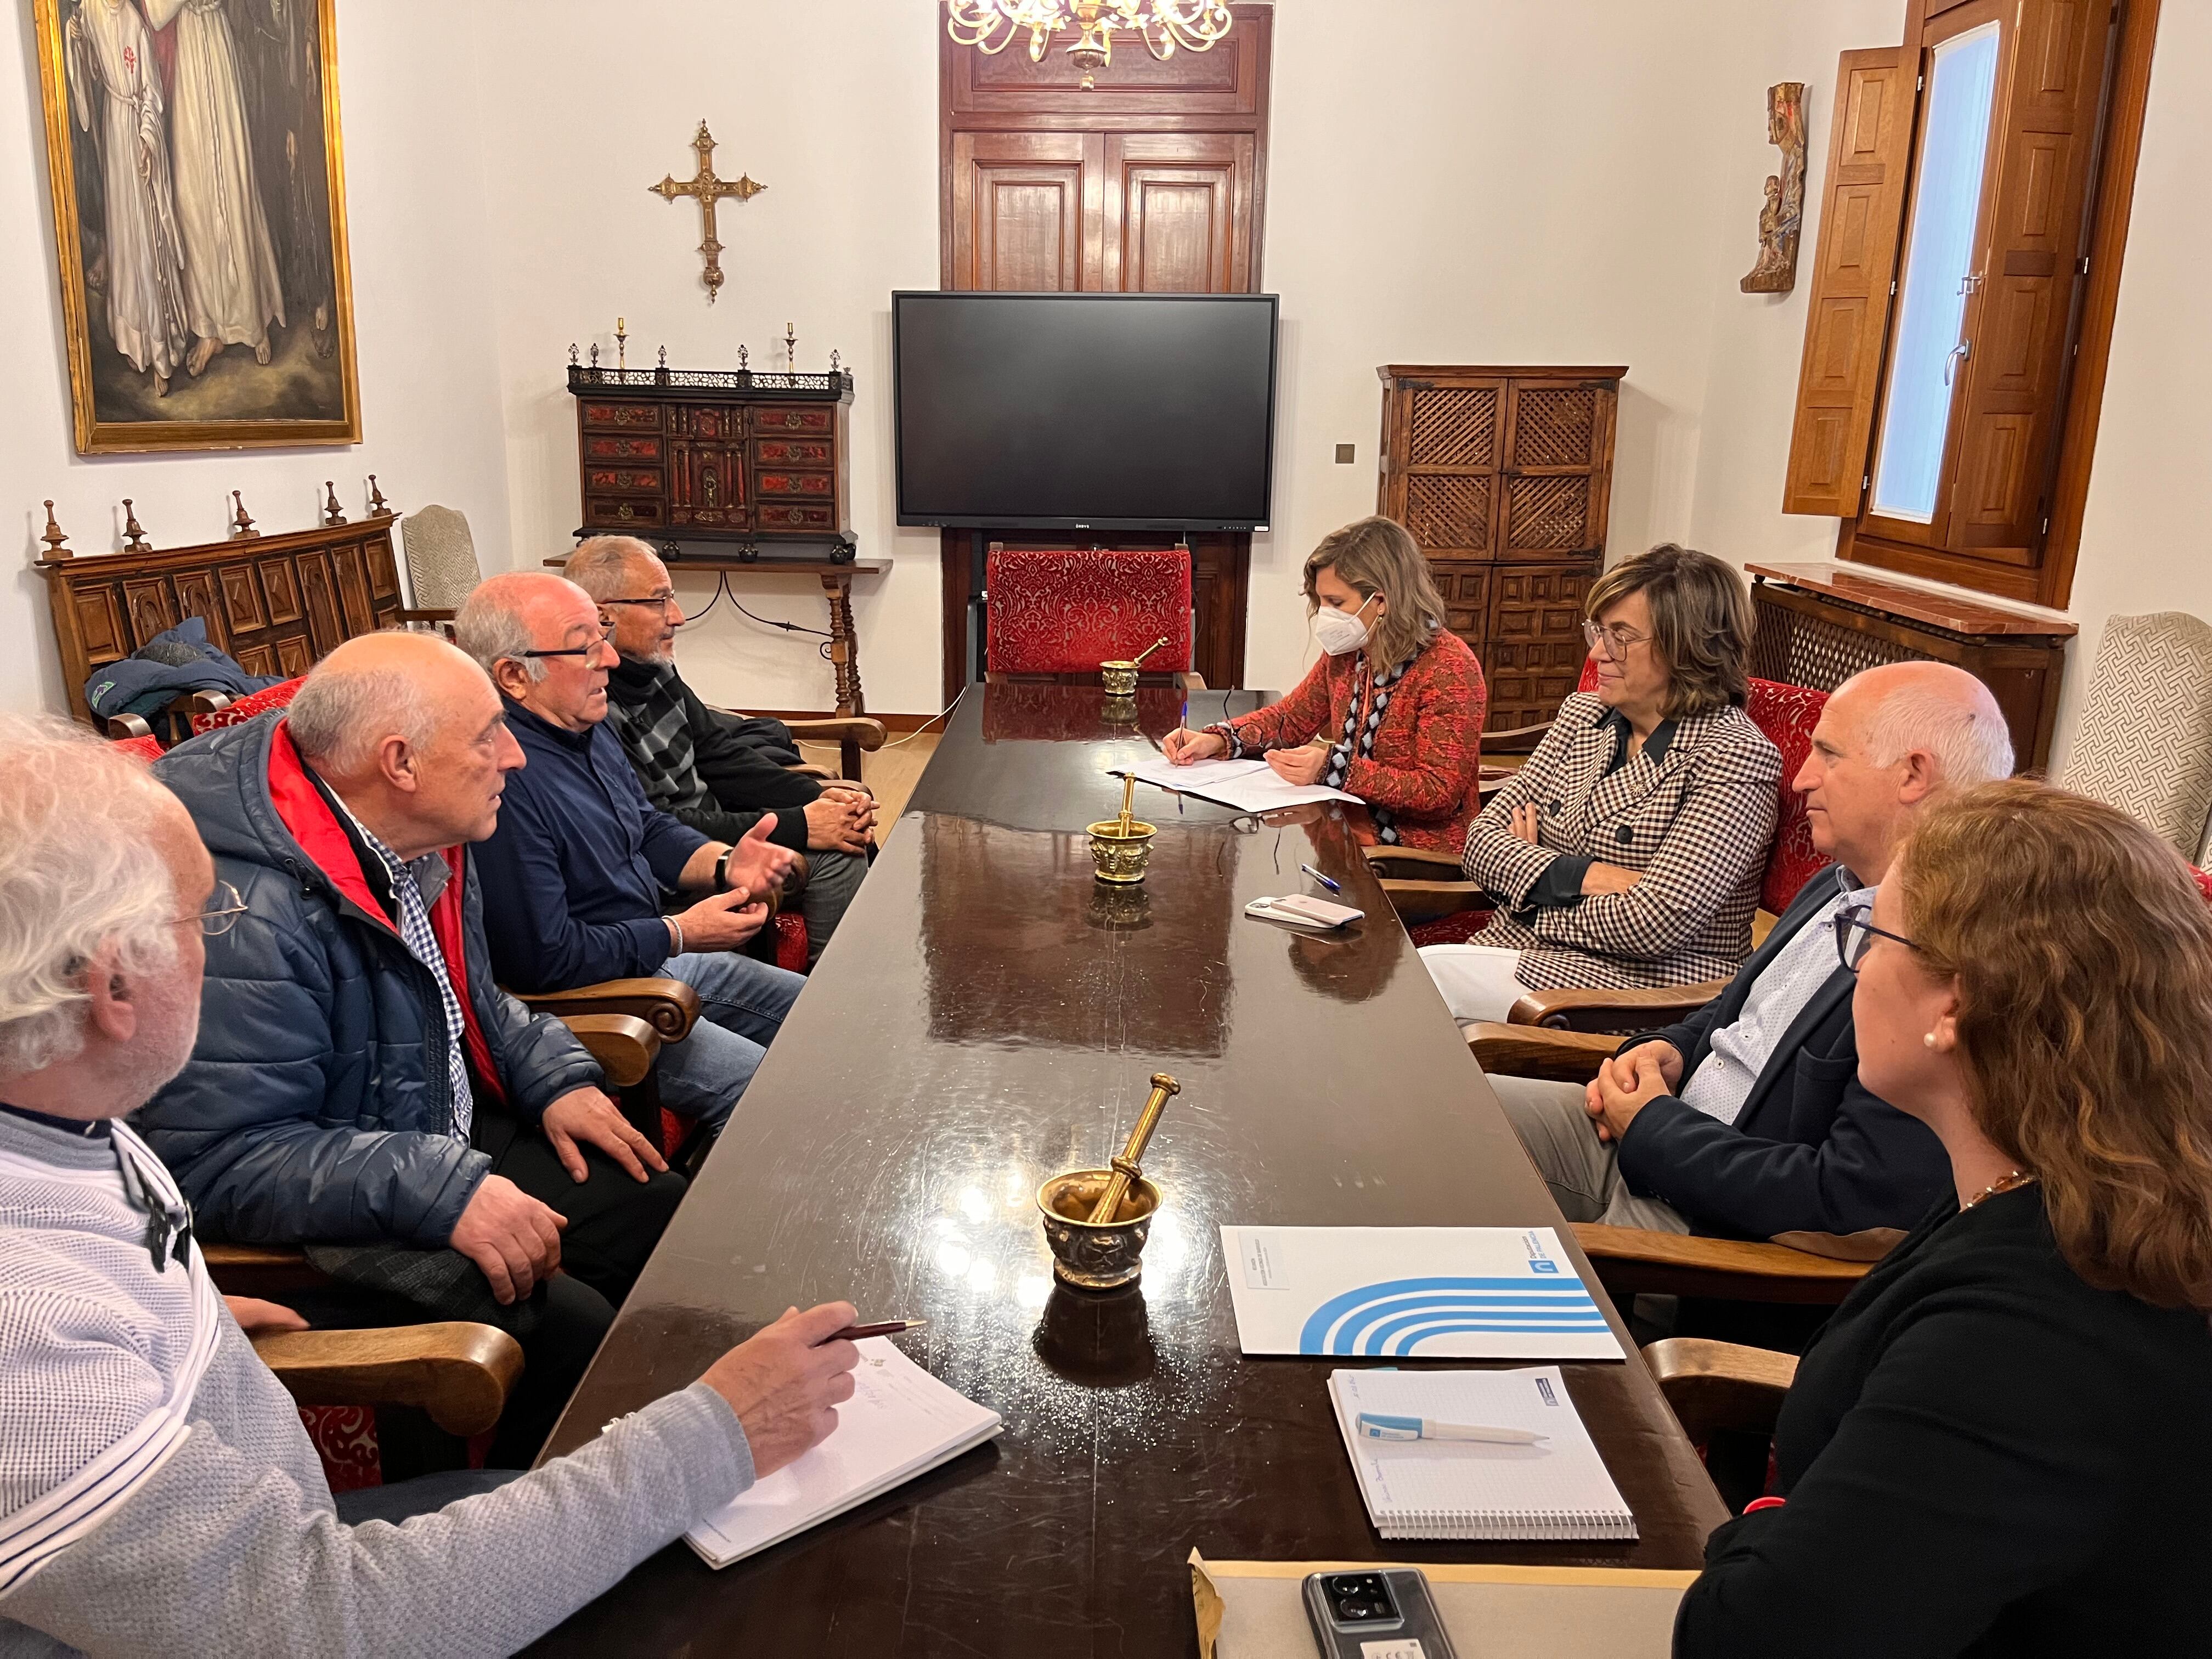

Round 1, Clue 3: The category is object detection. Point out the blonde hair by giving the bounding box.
[1898,779,2212,1310]
[1300,516,1449,669]
[1585,544,1754,718]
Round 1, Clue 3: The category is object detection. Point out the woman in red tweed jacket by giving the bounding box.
[1163,516,1487,853]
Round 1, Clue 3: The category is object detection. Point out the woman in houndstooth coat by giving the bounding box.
[1423,545,1781,1024]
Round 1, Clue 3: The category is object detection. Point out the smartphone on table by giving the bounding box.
[1301,1568,1458,1658]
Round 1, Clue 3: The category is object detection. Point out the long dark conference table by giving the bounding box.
[530,682,1726,1656]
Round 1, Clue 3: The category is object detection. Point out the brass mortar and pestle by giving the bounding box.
[1087,772,1156,884]
[1037,1073,1180,1290]
[1099,635,1169,696]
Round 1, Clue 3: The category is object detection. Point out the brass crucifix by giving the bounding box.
[650,121,765,304]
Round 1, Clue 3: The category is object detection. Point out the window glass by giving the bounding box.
[1870,21,2001,524]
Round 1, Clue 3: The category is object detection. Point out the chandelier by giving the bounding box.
[946,2,1235,90]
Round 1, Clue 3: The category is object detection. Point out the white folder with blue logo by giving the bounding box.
[1219,1226,1625,1361]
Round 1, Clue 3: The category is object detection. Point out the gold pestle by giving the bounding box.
[1117,773,1137,838]
[1129,636,1169,668]
[1087,1073,1181,1223]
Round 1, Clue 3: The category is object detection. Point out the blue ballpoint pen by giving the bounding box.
[1357,1412,1548,1446]
[1301,862,1341,893]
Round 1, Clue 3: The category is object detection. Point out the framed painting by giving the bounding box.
[33,0,360,453]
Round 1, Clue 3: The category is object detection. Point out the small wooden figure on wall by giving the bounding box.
[1741,81,1806,294]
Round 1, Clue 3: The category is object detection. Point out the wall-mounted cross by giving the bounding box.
[650,121,765,304]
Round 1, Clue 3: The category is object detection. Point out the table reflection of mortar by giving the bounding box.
[1086,881,1153,933]
[1086,818,1156,883]
[1037,1169,1160,1290]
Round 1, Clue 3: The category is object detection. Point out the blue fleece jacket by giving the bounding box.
[474,699,711,991]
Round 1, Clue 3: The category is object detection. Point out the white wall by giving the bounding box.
[7,0,2203,746]
[465,0,945,717]
[0,0,512,715]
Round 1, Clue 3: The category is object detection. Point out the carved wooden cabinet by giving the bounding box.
[568,365,856,557]
[37,516,403,722]
[1377,364,1625,737]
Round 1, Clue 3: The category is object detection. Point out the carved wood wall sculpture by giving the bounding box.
[1376,364,1626,740]
[37,496,402,723]
[1741,82,1806,294]
[936,2,1272,703]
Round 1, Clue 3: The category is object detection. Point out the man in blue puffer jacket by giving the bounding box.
[138,631,688,1464]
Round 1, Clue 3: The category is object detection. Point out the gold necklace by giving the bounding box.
[1962,1169,2036,1211]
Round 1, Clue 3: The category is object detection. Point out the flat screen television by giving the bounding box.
[893,290,1278,532]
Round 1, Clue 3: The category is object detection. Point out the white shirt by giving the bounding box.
[1677,869,1870,1128]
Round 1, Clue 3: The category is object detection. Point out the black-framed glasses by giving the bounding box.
[517,624,615,661]
[1581,619,1650,659]
[1833,901,1918,972]
[179,880,247,938]
[602,593,680,616]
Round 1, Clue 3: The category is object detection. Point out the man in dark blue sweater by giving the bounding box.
[459,573,806,1127]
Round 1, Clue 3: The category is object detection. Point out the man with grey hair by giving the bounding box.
[0,712,862,1655]
[1486,661,2013,1257]
[456,571,807,1129]
[136,631,687,1468]
[565,535,873,965]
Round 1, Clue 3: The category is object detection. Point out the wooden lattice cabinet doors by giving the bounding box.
[1378,365,1624,738]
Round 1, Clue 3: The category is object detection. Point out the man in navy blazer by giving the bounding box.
[1488,662,2013,1243]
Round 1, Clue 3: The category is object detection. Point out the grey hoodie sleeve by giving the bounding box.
[2,1381,754,1659]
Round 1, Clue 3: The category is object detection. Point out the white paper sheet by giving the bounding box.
[1118,755,1362,813]
[1220,1226,1624,1361]
[685,1339,1002,1568]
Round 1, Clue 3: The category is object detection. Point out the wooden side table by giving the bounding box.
[1746,562,2077,771]
[545,553,887,777]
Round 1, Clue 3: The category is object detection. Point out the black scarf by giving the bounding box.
[604,656,715,815]
[1325,652,1412,845]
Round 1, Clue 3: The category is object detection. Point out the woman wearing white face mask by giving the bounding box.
[1163,517,1487,853]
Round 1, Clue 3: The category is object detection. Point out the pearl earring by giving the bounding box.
[1923,1032,1938,1049]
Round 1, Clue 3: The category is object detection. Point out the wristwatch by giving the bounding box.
[714,847,735,891]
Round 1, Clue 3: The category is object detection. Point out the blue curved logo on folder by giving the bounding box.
[1297,1276,1609,1356]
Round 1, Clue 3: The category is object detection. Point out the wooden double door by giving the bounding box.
[949,129,1259,295]
[936,5,1272,701]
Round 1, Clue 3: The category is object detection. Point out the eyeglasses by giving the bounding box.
[1582,620,1650,660]
[179,880,247,938]
[1832,901,1919,972]
[602,593,681,616]
[516,624,616,661]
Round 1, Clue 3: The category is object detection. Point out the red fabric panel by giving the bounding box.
[1409,910,1496,947]
[110,734,166,763]
[300,1405,380,1492]
[189,676,305,736]
[773,911,808,973]
[2192,866,2212,907]
[986,548,1193,675]
[1745,679,1830,915]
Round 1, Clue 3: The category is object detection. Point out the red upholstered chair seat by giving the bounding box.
[188,675,306,736]
[986,548,1193,676]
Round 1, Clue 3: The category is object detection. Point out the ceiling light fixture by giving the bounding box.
[946,1,1234,91]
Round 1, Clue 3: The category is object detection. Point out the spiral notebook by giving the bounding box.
[685,1338,1002,1568]
[1329,1367,1637,1541]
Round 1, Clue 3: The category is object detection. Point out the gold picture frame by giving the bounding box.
[33,0,360,454]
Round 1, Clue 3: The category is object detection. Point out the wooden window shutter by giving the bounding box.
[1946,0,2115,558]
[1781,50,1920,517]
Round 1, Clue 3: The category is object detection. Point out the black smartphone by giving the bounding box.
[1301,1568,1459,1658]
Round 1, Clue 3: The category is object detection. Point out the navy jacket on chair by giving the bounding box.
[1609,866,1951,1240]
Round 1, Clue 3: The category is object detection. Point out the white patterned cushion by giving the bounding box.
[2064,612,2212,856]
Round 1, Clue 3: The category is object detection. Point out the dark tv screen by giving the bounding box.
[893,291,1278,531]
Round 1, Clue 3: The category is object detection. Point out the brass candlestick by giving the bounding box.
[785,322,797,372]
[1087,1073,1181,1223]
[615,316,628,373]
